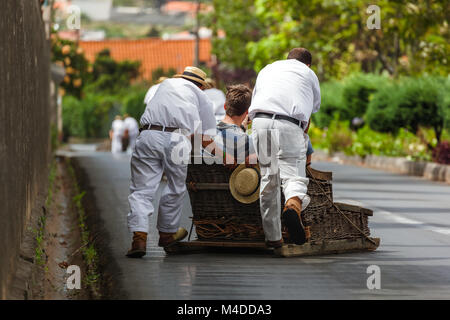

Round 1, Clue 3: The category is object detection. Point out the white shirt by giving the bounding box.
[140,78,216,135]
[111,119,124,137]
[144,83,161,105]
[123,117,139,135]
[204,88,226,122]
[248,59,321,126]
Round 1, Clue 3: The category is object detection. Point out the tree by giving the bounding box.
[366,76,448,144]
[51,37,90,98]
[90,49,141,93]
[208,0,449,80]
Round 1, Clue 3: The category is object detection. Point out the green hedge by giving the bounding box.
[313,73,389,128]
[62,85,148,139]
[366,76,449,141]
[121,87,147,121]
[314,74,449,143]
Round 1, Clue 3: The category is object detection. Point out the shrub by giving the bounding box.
[91,49,141,93]
[366,76,448,143]
[312,81,345,128]
[341,73,387,123]
[51,37,89,98]
[432,141,450,164]
[314,73,388,128]
[365,82,402,134]
[151,67,176,83]
[309,116,353,154]
[121,86,148,121]
[62,92,119,139]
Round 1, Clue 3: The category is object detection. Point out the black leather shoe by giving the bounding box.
[282,209,306,245]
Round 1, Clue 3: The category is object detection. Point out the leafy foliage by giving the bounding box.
[366,76,448,142]
[51,37,90,98]
[209,0,449,80]
[309,119,436,162]
[151,66,176,83]
[432,141,450,164]
[91,49,141,93]
[121,86,148,121]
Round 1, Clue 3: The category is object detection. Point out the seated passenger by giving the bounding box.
[215,84,315,166]
[215,85,255,164]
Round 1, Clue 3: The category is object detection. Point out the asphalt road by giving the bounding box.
[70,146,450,299]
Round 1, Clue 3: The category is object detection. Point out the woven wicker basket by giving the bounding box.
[187,156,371,243]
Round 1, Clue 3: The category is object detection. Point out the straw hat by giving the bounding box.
[174,66,211,89]
[229,164,261,204]
[156,76,168,84]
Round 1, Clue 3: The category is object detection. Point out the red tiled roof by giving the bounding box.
[79,38,212,80]
[162,1,212,14]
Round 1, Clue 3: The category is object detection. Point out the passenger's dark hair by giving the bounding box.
[225,84,252,117]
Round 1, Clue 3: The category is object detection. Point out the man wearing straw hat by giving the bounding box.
[126,66,234,258]
[249,48,321,248]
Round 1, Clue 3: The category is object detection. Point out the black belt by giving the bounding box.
[253,112,302,127]
[139,124,179,133]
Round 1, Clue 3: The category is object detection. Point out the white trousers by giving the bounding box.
[127,130,191,233]
[111,134,123,153]
[126,132,138,155]
[251,118,310,241]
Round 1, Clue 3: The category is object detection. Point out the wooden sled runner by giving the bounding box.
[165,156,380,257]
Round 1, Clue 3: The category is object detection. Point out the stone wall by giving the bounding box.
[0,0,51,298]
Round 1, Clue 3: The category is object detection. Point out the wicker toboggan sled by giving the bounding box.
[165,155,379,257]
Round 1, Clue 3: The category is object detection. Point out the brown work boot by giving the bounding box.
[266,239,284,249]
[282,196,306,245]
[126,231,147,258]
[158,228,188,248]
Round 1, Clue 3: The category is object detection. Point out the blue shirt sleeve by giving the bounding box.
[306,138,314,156]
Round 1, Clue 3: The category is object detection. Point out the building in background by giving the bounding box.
[79,38,212,80]
[72,0,113,21]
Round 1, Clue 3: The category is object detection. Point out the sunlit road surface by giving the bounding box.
[70,146,450,299]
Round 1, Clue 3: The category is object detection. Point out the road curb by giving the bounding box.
[314,150,449,184]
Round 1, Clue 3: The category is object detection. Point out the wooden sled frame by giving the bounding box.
[177,155,381,258]
[164,237,380,258]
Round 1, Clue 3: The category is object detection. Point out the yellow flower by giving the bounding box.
[59,88,66,96]
[87,66,93,73]
[64,76,71,84]
[64,57,71,66]
[73,78,82,88]
[76,47,84,55]
[62,45,71,55]
[66,67,74,75]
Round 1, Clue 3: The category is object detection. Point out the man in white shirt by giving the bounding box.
[109,115,124,153]
[126,67,234,258]
[122,114,139,154]
[249,48,321,248]
[144,76,167,105]
[204,78,226,122]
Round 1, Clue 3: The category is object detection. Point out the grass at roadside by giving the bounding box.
[66,158,102,298]
[34,162,56,266]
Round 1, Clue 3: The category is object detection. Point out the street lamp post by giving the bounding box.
[193,0,200,67]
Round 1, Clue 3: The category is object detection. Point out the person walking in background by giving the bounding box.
[204,78,226,123]
[110,115,124,154]
[123,114,139,154]
[249,47,321,248]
